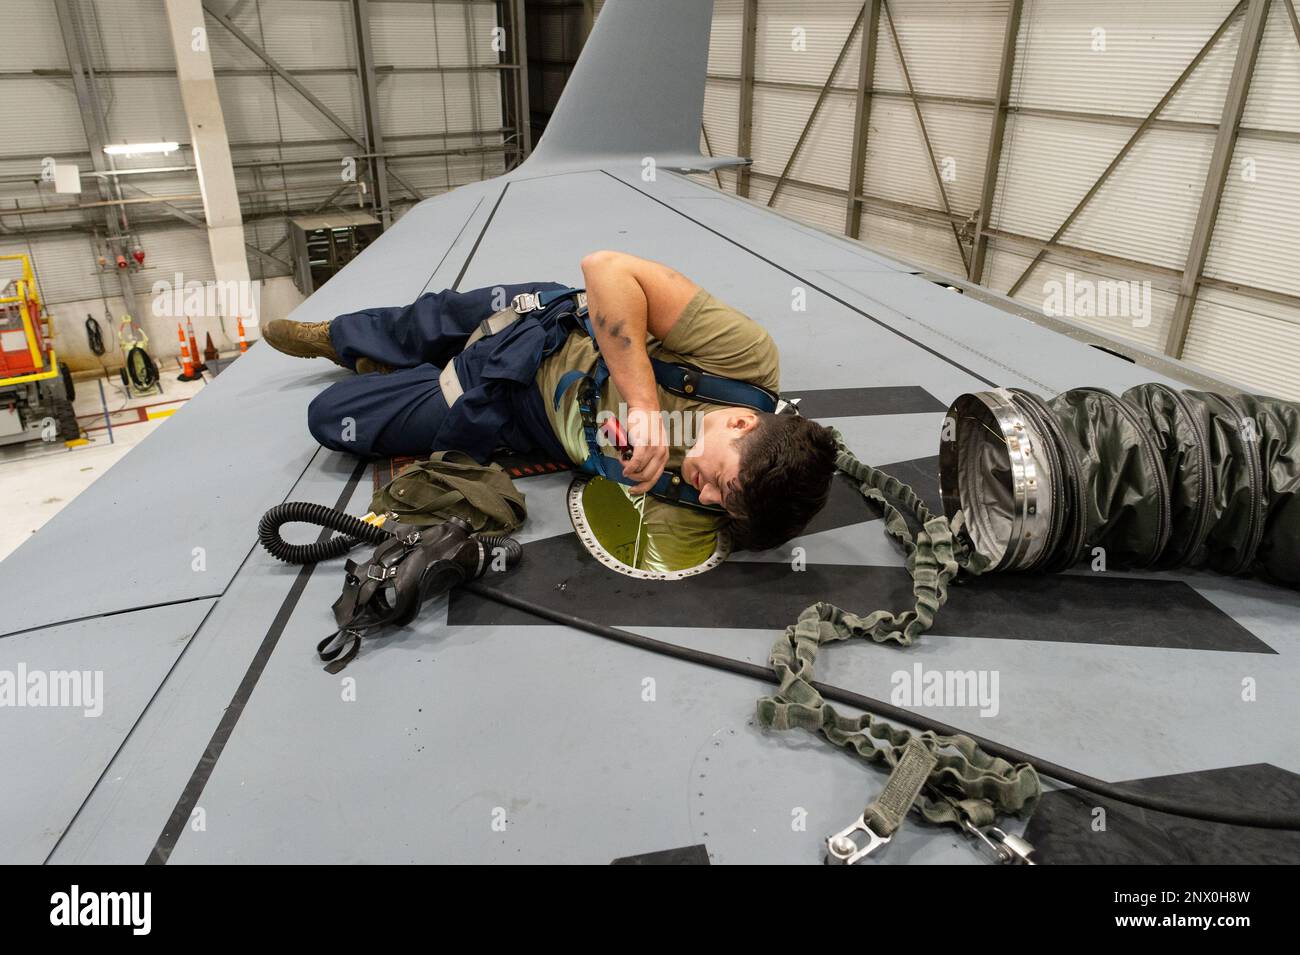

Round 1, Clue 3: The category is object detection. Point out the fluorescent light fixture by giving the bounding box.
[103,142,179,157]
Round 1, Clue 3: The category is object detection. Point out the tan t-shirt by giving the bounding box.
[535,288,780,570]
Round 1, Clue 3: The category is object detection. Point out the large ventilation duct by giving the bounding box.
[939,385,1300,587]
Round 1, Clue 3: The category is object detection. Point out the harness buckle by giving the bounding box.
[512,292,541,313]
[825,814,891,865]
[962,820,1037,865]
[366,564,396,582]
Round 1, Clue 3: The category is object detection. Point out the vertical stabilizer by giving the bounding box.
[523,0,741,171]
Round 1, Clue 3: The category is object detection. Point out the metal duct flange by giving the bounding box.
[939,389,1055,572]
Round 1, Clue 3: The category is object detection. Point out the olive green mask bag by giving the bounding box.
[370,450,527,534]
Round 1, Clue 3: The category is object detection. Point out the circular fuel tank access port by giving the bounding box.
[566,475,731,581]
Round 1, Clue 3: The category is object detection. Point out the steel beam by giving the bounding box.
[51,0,137,311]
[880,0,968,275]
[1005,1,1246,298]
[351,0,391,228]
[768,3,867,208]
[1165,0,1272,358]
[845,0,881,237]
[736,0,758,197]
[511,0,532,158]
[386,165,426,201]
[166,0,254,322]
[202,1,368,148]
[968,0,1022,284]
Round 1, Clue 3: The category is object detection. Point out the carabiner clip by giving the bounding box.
[962,819,1037,865]
[825,815,891,865]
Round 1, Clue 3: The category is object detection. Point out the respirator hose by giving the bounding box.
[258,501,391,565]
[475,534,523,566]
[258,502,524,570]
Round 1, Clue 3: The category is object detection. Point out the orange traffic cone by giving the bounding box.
[177,323,201,381]
[186,317,206,372]
[237,316,249,354]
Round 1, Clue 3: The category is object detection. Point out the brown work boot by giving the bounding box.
[355,357,394,375]
[262,319,342,366]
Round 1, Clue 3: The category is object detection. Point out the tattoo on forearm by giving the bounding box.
[607,320,633,348]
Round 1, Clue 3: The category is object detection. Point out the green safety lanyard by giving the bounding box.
[755,429,1041,863]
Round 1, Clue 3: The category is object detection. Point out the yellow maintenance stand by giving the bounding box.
[0,254,79,446]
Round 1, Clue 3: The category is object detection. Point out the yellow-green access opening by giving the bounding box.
[567,476,730,581]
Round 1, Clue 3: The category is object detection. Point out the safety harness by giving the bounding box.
[439,286,781,514]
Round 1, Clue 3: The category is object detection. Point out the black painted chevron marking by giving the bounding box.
[784,385,946,419]
[451,533,1273,653]
[801,455,941,537]
[610,844,711,865]
[1024,764,1300,864]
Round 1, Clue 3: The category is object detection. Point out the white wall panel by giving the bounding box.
[1011,0,1241,122]
[749,86,856,189]
[3,0,75,70]
[986,241,1179,353]
[770,179,849,237]
[874,0,1011,101]
[239,0,357,70]
[701,80,740,157]
[98,76,192,147]
[132,223,218,295]
[755,0,863,86]
[388,152,504,195]
[1061,126,1213,271]
[864,98,992,215]
[0,80,88,154]
[1182,286,1300,399]
[861,208,967,277]
[217,72,361,144]
[0,233,102,305]
[1241,0,1300,132]
[77,0,176,71]
[989,114,1214,272]
[208,6,279,72]
[376,72,500,139]
[708,0,745,76]
[371,0,499,68]
[1204,136,1300,298]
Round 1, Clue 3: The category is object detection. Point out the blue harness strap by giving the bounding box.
[569,371,722,513]
[648,359,778,413]
[533,287,778,513]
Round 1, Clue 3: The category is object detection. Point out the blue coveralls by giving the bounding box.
[306,282,577,462]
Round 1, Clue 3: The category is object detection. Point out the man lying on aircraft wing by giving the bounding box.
[262,250,838,568]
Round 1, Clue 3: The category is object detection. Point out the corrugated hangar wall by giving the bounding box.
[0,0,515,369]
[690,0,1300,400]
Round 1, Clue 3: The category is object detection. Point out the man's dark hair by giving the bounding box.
[726,412,838,551]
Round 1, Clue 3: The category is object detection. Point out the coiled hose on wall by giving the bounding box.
[940,384,1300,587]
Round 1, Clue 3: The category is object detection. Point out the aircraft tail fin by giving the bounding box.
[524,0,742,171]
